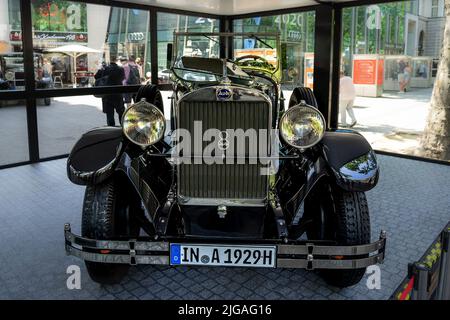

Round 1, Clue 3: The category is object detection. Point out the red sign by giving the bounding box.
[377,59,384,85]
[9,31,22,41]
[353,60,376,85]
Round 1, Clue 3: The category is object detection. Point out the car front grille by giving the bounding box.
[177,96,271,205]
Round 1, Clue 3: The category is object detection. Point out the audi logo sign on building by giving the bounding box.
[127,32,145,42]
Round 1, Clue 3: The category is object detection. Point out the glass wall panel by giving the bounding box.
[37,94,110,158]
[339,0,448,161]
[1,0,25,91]
[0,0,29,166]
[30,1,150,89]
[233,11,315,105]
[0,100,29,165]
[157,13,219,118]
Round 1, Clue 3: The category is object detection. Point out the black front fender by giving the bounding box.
[67,127,124,185]
[320,130,379,192]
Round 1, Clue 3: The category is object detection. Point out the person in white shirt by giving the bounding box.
[339,71,357,127]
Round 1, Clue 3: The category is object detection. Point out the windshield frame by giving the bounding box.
[171,32,281,79]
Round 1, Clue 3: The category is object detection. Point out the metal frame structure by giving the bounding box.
[1,0,430,171]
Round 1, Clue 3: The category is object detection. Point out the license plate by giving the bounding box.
[170,244,276,268]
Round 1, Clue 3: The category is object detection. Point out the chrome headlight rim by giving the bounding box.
[122,102,166,147]
[279,103,326,149]
[5,71,15,81]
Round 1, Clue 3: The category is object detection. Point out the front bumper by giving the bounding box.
[64,224,386,270]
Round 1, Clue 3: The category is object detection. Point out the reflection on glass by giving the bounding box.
[29,1,150,89]
[339,152,378,180]
[1,0,24,91]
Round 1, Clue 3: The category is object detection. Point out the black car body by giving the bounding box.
[65,33,385,287]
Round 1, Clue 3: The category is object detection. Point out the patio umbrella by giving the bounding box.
[47,44,101,88]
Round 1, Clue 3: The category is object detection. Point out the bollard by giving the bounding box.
[436,227,450,300]
[411,263,430,300]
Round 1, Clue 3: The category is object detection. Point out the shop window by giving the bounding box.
[1,0,25,91]
[0,0,29,166]
[31,1,150,89]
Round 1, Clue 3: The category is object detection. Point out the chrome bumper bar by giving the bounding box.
[64,224,386,270]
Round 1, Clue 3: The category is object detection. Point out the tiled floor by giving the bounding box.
[0,155,449,299]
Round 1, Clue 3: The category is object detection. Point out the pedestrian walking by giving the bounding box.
[135,57,144,82]
[95,56,125,126]
[398,59,406,93]
[339,71,357,128]
[122,55,141,108]
[403,62,412,92]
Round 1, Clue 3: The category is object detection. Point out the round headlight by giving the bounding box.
[280,103,325,149]
[122,99,165,146]
[5,71,14,81]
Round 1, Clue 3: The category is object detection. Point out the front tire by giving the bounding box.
[305,184,371,288]
[81,178,140,284]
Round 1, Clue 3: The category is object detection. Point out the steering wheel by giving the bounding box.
[235,55,274,70]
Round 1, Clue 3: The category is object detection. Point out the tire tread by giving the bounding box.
[322,190,371,287]
[81,180,130,285]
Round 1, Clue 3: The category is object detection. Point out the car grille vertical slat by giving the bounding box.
[178,97,270,202]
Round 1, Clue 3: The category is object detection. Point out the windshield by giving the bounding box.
[172,32,281,83]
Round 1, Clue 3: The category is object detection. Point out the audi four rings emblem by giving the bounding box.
[127,32,145,41]
[218,131,230,151]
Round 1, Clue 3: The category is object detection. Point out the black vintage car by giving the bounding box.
[65,33,385,288]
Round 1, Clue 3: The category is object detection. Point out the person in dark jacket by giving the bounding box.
[94,56,125,126]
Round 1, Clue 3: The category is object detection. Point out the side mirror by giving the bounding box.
[166,43,173,69]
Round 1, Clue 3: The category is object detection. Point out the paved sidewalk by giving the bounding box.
[351,88,432,155]
[0,155,449,299]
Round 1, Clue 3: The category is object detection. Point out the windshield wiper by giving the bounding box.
[250,34,273,49]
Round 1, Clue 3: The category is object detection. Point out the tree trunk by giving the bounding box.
[419,0,450,160]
